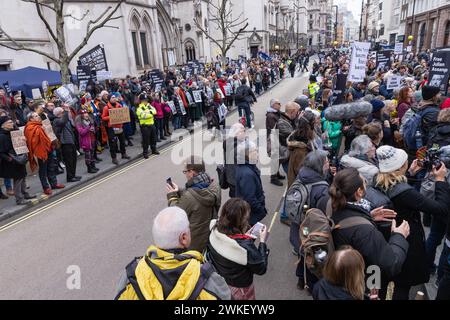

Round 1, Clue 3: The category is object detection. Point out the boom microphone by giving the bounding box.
[324,101,373,121]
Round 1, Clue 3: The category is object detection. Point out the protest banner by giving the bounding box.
[10,130,29,155]
[42,119,57,142]
[96,70,113,82]
[108,108,131,125]
[185,92,194,105]
[333,74,348,105]
[428,50,450,93]
[224,84,233,96]
[193,90,203,103]
[376,50,393,71]
[76,65,95,84]
[3,82,12,97]
[177,96,187,115]
[79,44,109,71]
[348,42,371,83]
[55,86,77,106]
[386,75,402,90]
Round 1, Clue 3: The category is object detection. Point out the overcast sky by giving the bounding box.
[334,0,363,22]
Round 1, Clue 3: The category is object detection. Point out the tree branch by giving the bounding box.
[64,9,90,22]
[21,0,55,11]
[224,22,248,54]
[68,0,124,62]
[194,16,223,50]
[30,0,59,44]
[0,27,60,63]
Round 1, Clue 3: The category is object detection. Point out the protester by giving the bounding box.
[207,198,269,300]
[53,105,81,183]
[235,141,267,226]
[330,168,410,297]
[313,247,366,300]
[340,135,379,186]
[166,156,221,252]
[375,145,450,300]
[223,123,246,197]
[75,109,99,174]
[115,207,230,300]
[277,102,301,179]
[235,78,257,128]
[0,116,36,204]
[24,112,64,195]
[136,94,159,159]
[265,98,285,186]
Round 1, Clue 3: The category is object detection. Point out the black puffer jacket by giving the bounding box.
[0,128,27,179]
[388,181,450,286]
[207,220,269,288]
[427,122,450,148]
[313,278,355,300]
[332,204,409,281]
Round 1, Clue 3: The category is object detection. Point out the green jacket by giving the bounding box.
[322,119,342,152]
[136,103,156,125]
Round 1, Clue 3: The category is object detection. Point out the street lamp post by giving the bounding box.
[332,5,338,43]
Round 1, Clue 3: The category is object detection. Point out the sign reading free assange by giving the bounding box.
[428,50,450,93]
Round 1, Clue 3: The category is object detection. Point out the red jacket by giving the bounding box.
[217,79,228,96]
[101,102,123,129]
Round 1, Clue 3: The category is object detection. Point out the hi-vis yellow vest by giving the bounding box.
[308,82,320,98]
[136,103,156,125]
[115,246,218,300]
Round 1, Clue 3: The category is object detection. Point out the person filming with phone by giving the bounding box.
[206,198,270,300]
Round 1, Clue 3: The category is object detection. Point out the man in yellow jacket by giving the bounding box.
[115,207,230,300]
[136,94,159,158]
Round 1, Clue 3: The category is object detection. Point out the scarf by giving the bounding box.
[186,172,212,190]
[24,121,52,172]
[347,199,372,212]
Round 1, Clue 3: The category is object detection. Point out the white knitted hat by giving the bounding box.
[377,146,408,173]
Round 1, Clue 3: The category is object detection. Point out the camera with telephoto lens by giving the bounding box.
[420,147,443,171]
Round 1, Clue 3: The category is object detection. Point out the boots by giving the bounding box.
[87,163,99,174]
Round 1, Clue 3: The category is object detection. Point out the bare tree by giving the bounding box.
[194,0,248,67]
[0,0,124,83]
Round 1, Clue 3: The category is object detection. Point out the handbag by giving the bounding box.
[113,127,124,135]
[9,153,28,165]
[216,165,229,190]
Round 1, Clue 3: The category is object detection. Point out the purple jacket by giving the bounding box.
[76,122,94,151]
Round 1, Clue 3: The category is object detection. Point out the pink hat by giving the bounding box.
[441,98,450,110]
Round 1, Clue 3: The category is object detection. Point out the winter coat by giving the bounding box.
[427,122,450,148]
[235,164,267,225]
[340,154,379,186]
[397,101,411,124]
[102,102,124,129]
[266,107,281,155]
[296,166,330,212]
[287,136,312,188]
[167,179,221,253]
[0,128,27,179]
[322,119,342,152]
[332,204,409,282]
[76,118,95,151]
[24,121,52,172]
[223,137,241,187]
[207,220,269,288]
[343,124,363,151]
[151,101,164,119]
[387,181,450,286]
[277,113,295,164]
[313,278,356,300]
[53,112,76,145]
[418,102,440,146]
[235,85,257,106]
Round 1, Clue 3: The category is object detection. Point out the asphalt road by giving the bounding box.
[0,71,312,300]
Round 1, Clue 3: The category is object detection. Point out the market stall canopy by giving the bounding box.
[0,66,62,98]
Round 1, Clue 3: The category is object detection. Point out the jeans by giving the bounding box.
[13,177,27,203]
[279,161,290,220]
[255,82,262,95]
[4,179,12,190]
[436,242,450,300]
[425,216,447,280]
[83,149,95,167]
[61,144,77,180]
[172,115,181,130]
[155,118,164,139]
[238,104,252,128]
[106,128,127,159]
[38,152,58,190]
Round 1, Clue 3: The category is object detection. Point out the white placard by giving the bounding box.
[96,70,113,81]
[387,75,402,90]
[348,42,371,83]
[394,42,404,55]
[167,101,177,114]
[193,90,203,103]
[32,88,42,99]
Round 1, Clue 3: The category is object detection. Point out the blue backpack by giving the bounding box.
[401,108,434,150]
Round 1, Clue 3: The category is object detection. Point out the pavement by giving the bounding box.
[0,70,315,299]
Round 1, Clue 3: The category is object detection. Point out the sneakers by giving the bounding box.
[59,161,66,168]
[51,184,65,190]
[6,189,15,196]
[270,175,283,186]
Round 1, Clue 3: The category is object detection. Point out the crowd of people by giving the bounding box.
[0,55,292,205]
[115,46,450,301]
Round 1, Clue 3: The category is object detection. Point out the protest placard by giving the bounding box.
[224,84,233,96]
[386,75,402,90]
[348,42,371,83]
[167,101,177,114]
[428,50,450,93]
[185,92,194,105]
[42,119,57,142]
[193,90,203,103]
[376,50,393,71]
[10,130,29,155]
[394,43,404,55]
[108,108,130,125]
[55,86,77,106]
[177,97,187,115]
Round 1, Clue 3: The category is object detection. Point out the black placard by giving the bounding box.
[376,50,392,71]
[78,45,109,71]
[428,49,450,94]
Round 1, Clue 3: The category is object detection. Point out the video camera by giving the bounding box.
[417,146,448,171]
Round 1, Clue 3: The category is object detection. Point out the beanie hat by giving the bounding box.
[370,99,385,113]
[139,93,149,101]
[79,109,88,115]
[368,81,380,92]
[422,85,440,101]
[377,146,408,173]
[0,116,11,127]
[100,90,109,98]
[294,95,309,110]
[441,98,450,110]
